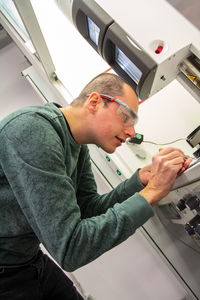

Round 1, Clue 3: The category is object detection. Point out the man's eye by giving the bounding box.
[120,113,130,123]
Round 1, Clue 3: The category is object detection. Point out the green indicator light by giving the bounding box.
[96,145,99,148]
[136,133,142,139]
[117,170,121,176]
[106,156,110,162]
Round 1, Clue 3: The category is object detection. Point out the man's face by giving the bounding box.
[93,84,138,153]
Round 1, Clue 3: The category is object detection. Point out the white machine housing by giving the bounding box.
[55,0,200,101]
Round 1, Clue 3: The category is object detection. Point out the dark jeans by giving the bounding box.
[0,250,84,300]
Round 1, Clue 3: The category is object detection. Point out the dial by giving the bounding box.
[185,223,195,235]
[185,196,199,210]
[176,199,186,211]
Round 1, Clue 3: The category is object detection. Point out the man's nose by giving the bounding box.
[124,125,136,138]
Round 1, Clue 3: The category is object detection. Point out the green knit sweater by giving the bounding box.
[0,103,153,272]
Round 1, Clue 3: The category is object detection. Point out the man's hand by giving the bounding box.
[138,147,192,207]
[138,164,152,186]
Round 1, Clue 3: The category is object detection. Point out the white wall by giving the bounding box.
[135,80,200,157]
[0,41,42,120]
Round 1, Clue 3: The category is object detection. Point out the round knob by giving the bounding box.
[189,214,200,225]
[185,196,199,210]
[185,223,195,235]
[184,215,200,235]
[176,199,186,211]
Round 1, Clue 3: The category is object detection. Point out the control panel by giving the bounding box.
[158,177,200,249]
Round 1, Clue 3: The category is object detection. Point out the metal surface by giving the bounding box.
[179,56,200,91]
[13,0,57,82]
[176,72,200,103]
[0,27,12,49]
[88,0,200,99]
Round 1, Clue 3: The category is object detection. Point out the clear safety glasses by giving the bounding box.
[87,93,138,127]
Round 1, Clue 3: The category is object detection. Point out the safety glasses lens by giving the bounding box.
[117,105,138,126]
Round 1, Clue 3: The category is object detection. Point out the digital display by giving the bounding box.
[115,46,142,85]
[87,17,100,46]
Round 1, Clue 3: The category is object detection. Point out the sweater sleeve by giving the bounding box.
[76,147,147,218]
[0,113,154,272]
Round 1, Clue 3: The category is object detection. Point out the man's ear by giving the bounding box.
[86,93,102,114]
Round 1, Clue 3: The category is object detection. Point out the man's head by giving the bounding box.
[70,73,136,107]
[65,73,139,153]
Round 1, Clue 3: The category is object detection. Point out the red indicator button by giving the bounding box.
[155,46,163,54]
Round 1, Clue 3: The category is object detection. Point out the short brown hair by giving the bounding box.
[70,73,135,107]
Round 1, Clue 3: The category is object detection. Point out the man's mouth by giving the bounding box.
[116,137,125,144]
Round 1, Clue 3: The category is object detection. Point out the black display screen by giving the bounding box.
[115,46,142,85]
[87,17,100,46]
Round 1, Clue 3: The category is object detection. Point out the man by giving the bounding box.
[0,73,191,299]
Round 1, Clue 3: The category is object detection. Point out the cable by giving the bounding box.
[155,205,200,255]
[143,138,186,146]
[127,137,187,147]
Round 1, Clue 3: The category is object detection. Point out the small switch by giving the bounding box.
[128,133,144,145]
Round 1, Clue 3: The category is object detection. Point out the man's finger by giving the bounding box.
[158,147,185,157]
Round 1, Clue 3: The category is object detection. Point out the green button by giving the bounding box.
[106,156,110,162]
[136,134,142,139]
[116,170,121,176]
